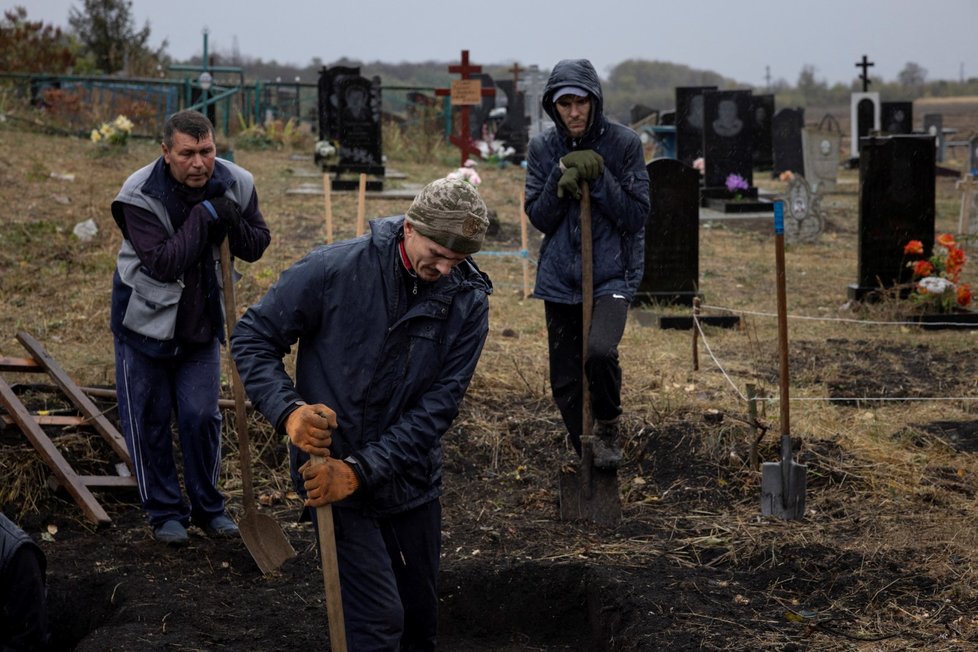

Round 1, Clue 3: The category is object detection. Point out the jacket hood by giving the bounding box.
[542,59,605,141]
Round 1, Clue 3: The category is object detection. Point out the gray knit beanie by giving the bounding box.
[405,177,488,254]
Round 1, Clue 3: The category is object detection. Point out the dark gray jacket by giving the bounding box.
[524,59,650,303]
[231,217,491,517]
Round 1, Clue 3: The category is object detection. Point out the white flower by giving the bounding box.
[917,276,954,295]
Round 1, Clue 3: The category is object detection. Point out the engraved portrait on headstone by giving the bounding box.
[712,99,744,137]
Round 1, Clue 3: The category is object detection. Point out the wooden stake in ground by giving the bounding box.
[355,173,367,237]
[323,173,333,244]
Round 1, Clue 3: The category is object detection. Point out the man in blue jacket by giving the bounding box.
[524,59,650,468]
[111,110,271,545]
[231,177,491,651]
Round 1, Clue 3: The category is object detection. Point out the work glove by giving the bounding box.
[299,457,360,507]
[556,166,582,200]
[203,196,242,244]
[284,403,337,457]
[560,149,604,180]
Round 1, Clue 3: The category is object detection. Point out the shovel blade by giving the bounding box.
[760,460,807,520]
[559,464,621,526]
[239,512,297,574]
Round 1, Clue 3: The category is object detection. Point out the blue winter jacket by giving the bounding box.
[231,216,492,517]
[524,59,650,303]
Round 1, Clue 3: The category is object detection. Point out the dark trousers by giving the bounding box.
[114,336,226,527]
[545,295,629,454]
[311,501,441,652]
[0,547,48,650]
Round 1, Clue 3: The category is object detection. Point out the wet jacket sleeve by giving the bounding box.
[587,132,650,234]
[524,135,569,236]
[123,203,214,282]
[227,187,271,263]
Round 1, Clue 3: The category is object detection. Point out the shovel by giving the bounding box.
[760,201,807,519]
[219,239,298,573]
[558,181,622,526]
[308,455,348,652]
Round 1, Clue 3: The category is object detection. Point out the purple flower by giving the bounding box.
[725,173,749,193]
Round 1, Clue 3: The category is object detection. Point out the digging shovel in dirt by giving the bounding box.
[308,455,348,651]
[219,240,298,573]
[760,201,807,519]
[558,181,622,526]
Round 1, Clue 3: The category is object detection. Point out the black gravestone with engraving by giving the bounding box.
[923,113,945,162]
[848,135,935,300]
[636,159,701,306]
[494,79,529,164]
[468,73,496,142]
[772,107,805,179]
[751,94,775,170]
[702,90,754,191]
[881,101,913,135]
[317,66,385,190]
[675,86,716,167]
[317,65,361,147]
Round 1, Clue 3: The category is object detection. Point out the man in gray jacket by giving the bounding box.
[232,177,491,651]
[524,59,650,468]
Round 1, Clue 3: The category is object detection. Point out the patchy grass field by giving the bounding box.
[1,100,978,650]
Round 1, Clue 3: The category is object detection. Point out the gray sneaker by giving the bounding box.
[592,419,623,469]
[153,520,189,546]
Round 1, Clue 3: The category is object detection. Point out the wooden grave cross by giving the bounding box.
[435,49,496,166]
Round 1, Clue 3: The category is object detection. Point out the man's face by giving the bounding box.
[403,221,470,282]
[162,130,216,187]
[555,94,591,138]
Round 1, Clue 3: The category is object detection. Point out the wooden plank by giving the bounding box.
[16,332,132,467]
[0,356,43,372]
[77,475,137,489]
[0,377,111,525]
[2,415,87,427]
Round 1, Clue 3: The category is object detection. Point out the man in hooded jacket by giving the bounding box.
[524,58,650,468]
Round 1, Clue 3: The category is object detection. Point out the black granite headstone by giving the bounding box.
[923,113,944,162]
[702,90,754,191]
[675,86,716,166]
[317,65,361,146]
[970,133,978,175]
[856,98,876,141]
[317,66,385,189]
[881,101,913,135]
[772,107,805,178]
[848,135,935,300]
[469,73,497,141]
[494,79,530,164]
[750,94,775,170]
[636,159,701,306]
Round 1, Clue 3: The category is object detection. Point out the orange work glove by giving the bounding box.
[284,403,337,457]
[299,457,360,507]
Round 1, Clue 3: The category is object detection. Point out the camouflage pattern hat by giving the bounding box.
[405,177,488,254]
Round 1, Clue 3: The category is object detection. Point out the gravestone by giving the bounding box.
[675,86,717,166]
[317,69,385,191]
[970,133,978,175]
[750,94,775,170]
[923,113,945,163]
[801,114,841,192]
[849,92,880,158]
[701,90,755,199]
[772,107,805,179]
[493,79,529,163]
[469,73,497,141]
[881,101,913,135]
[523,65,552,139]
[956,175,978,253]
[636,159,701,306]
[848,135,935,301]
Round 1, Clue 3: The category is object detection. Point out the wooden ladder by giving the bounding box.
[0,331,136,526]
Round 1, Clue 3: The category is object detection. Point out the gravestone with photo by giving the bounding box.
[801,114,841,192]
[848,135,935,301]
[750,94,775,170]
[772,107,805,179]
[923,113,945,163]
[701,90,769,212]
[881,101,913,135]
[675,86,717,167]
[493,79,529,164]
[849,92,880,159]
[316,66,385,190]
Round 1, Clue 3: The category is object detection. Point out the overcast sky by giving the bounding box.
[11,0,978,87]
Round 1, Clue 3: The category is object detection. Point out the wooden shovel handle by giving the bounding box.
[310,455,348,652]
[580,182,593,442]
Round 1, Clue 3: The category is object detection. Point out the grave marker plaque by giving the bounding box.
[881,101,913,135]
[848,135,935,300]
[772,107,805,178]
[923,113,945,163]
[636,159,701,306]
[675,86,716,166]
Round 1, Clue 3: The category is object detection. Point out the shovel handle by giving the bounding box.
[580,182,593,443]
[310,456,348,652]
[774,201,790,438]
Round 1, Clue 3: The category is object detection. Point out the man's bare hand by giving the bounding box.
[284,403,337,457]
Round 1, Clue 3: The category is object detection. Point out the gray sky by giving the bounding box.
[10,0,978,87]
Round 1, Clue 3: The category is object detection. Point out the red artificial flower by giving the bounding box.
[936,233,957,248]
[957,284,972,307]
[904,240,924,256]
[912,260,934,277]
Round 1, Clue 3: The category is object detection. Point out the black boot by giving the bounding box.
[592,418,623,469]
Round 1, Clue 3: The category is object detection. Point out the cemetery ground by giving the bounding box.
[2,103,978,651]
